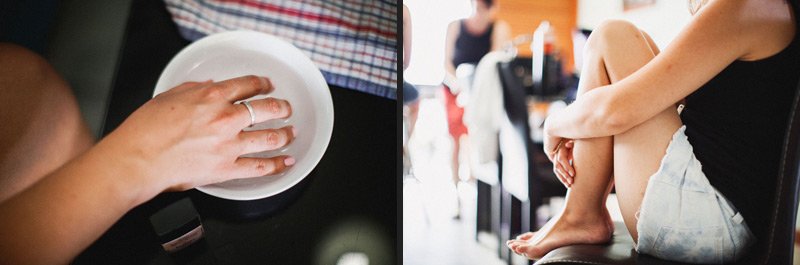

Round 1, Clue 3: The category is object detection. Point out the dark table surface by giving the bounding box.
[74,0,397,264]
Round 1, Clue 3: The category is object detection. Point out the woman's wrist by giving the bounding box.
[543,117,555,137]
[87,136,164,207]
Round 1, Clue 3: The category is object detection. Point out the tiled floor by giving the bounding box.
[403,94,505,265]
[403,179,506,265]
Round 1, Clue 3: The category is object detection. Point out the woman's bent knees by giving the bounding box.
[587,20,643,47]
[0,42,93,202]
[584,20,658,83]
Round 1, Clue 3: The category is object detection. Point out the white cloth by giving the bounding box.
[464,51,511,166]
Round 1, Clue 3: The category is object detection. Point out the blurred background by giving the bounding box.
[402,0,800,264]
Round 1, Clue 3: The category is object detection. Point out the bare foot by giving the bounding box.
[506,210,614,260]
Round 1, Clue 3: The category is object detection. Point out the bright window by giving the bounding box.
[404,0,471,86]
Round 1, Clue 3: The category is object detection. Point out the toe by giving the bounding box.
[507,240,526,254]
[518,244,544,260]
[516,232,535,240]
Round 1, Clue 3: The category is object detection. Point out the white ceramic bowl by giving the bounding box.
[153,30,334,200]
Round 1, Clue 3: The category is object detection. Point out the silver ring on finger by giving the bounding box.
[241,100,256,127]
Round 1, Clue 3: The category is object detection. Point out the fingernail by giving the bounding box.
[260,77,272,93]
[284,157,296,166]
[291,126,297,138]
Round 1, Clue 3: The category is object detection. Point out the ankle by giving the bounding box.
[560,208,609,226]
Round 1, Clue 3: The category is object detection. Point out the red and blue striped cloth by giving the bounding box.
[164,0,398,99]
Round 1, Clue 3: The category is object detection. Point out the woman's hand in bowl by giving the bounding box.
[99,75,295,193]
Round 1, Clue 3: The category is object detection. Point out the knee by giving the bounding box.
[585,19,644,52]
[0,43,65,94]
[0,43,50,71]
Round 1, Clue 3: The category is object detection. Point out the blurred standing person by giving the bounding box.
[403,4,418,134]
[443,0,510,218]
[403,4,419,177]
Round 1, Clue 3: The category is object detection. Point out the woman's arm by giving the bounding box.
[0,76,294,264]
[444,20,460,82]
[546,0,795,139]
[403,4,412,70]
[0,138,157,265]
[491,20,511,51]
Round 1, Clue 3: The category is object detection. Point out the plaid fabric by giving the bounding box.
[164,0,398,99]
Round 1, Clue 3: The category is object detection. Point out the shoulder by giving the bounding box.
[698,0,795,60]
[493,20,511,35]
[448,20,461,31]
[494,20,510,31]
[447,20,461,36]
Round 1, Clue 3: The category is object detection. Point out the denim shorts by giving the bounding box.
[402,81,419,105]
[635,126,755,264]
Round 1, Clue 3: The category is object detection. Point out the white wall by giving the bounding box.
[578,0,692,49]
[404,0,472,86]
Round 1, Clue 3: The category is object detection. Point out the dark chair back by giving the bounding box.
[497,58,532,127]
[758,80,800,264]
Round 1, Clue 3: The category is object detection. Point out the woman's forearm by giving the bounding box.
[545,85,632,139]
[0,138,159,265]
[0,75,295,264]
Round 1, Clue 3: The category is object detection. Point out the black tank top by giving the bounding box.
[452,20,493,67]
[680,1,800,242]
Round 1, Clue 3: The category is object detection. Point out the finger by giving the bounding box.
[238,126,296,154]
[554,163,569,187]
[557,149,575,179]
[558,163,572,188]
[213,75,274,102]
[553,164,564,186]
[557,152,574,186]
[564,142,576,177]
[560,164,572,187]
[245,98,292,125]
[233,155,295,178]
[564,140,574,149]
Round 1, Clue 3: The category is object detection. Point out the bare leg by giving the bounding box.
[508,20,670,258]
[407,101,419,136]
[594,21,682,243]
[451,135,462,218]
[402,101,419,178]
[0,43,94,202]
